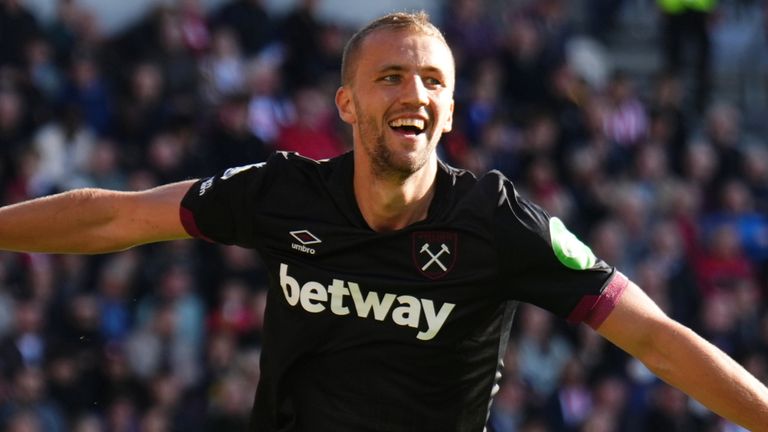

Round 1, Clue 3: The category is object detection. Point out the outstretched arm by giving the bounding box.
[597,281,768,431]
[0,181,195,254]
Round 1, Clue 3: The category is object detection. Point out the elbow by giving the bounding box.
[634,318,690,381]
[67,188,136,253]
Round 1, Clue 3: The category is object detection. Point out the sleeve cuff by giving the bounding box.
[180,206,213,242]
[566,271,629,329]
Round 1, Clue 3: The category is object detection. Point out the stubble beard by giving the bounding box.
[356,105,434,184]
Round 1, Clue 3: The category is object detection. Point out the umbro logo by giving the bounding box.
[290,230,321,255]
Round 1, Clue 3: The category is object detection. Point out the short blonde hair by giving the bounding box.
[340,11,452,85]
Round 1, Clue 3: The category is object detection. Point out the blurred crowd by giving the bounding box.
[0,0,767,430]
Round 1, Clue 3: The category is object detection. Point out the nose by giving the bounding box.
[401,74,429,107]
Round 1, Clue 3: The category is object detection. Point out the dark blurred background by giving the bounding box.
[1,0,768,430]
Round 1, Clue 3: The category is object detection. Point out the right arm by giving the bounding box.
[0,180,196,254]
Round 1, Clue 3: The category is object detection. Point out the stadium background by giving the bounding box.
[1,0,768,430]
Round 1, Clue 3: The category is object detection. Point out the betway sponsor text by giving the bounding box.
[279,264,455,341]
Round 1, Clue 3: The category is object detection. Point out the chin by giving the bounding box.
[390,148,435,176]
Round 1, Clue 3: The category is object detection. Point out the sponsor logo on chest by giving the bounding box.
[279,264,455,341]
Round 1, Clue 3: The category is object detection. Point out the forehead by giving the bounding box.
[356,29,455,81]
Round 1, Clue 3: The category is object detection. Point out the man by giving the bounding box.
[0,11,766,432]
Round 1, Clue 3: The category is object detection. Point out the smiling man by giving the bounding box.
[336,15,456,232]
[1,11,767,432]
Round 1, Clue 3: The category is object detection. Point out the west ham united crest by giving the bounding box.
[412,231,458,279]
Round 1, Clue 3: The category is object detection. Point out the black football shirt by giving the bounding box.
[180,151,628,432]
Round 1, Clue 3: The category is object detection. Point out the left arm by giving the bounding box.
[597,281,768,431]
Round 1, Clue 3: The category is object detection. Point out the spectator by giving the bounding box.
[743,144,768,214]
[45,348,91,420]
[126,303,192,385]
[280,0,325,89]
[460,59,504,146]
[695,224,756,298]
[545,358,592,431]
[144,129,192,184]
[245,57,295,146]
[207,279,258,341]
[211,0,274,57]
[0,367,65,432]
[473,115,521,179]
[631,144,674,208]
[497,16,551,114]
[45,0,83,65]
[84,138,127,190]
[0,0,41,68]
[59,52,113,136]
[203,371,252,431]
[565,145,611,236]
[516,305,572,400]
[103,396,140,432]
[681,140,718,209]
[177,0,210,56]
[114,60,171,167]
[586,0,626,41]
[589,218,631,272]
[151,7,200,110]
[22,38,63,105]
[644,220,701,327]
[701,179,768,265]
[644,384,708,431]
[657,0,716,112]
[647,73,689,173]
[488,378,532,432]
[516,110,560,180]
[0,299,47,373]
[204,92,269,173]
[139,263,204,345]
[441,0,499,78]
[28,104,95,196]
[546,62,596,155]
[96,252,139,345]
[588,375,631,432]
[0,88,32,201]
[600,71,648,171]
[276,86,346,160]
[71,414,102,432]
[703,101,746,183]
[200,28,246,103]
[4,410,43,432]
[522,157,573,221]
[94,348,146,415]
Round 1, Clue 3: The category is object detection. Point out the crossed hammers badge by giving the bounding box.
[412,231,458,279]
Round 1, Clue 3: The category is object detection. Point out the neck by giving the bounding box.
[353,151,438,232]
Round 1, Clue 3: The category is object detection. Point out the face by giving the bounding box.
[336,28,455,180]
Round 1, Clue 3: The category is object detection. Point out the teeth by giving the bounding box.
[389,118,425,131]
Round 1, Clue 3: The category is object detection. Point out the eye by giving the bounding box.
[423,76,444,88]
[378,74,401,84]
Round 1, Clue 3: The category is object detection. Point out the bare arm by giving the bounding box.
[597,281,768,431]
[0,180,196,254]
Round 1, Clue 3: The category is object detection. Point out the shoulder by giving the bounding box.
[269,151,348,174]
[441,163,516,204]
[436,163,526,224]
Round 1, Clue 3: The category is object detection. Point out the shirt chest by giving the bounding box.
[254,218,502,344]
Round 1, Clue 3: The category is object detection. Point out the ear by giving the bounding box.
[335,86,356,125]
[442,99,454,133]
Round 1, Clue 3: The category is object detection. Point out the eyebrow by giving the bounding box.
[376,64,447,76]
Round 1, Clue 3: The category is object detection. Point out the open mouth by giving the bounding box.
[388,118,426,136]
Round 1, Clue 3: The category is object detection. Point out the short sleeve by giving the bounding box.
[180,155,278,247]
[491,174,626,327]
